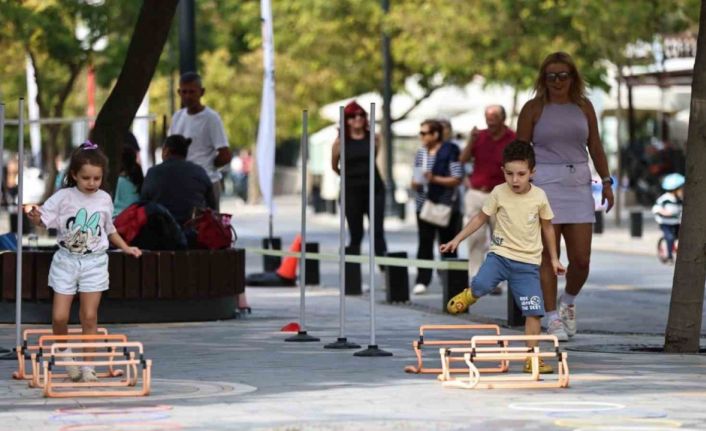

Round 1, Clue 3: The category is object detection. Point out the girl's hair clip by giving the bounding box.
[81,140,98,150]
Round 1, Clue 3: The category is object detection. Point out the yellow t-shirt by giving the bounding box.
[482,183,554,265]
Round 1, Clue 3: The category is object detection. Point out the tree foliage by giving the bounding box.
[0,0,141,194]
[0,0,701,155]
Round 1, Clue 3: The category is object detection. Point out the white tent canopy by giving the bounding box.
[320,76,534,136]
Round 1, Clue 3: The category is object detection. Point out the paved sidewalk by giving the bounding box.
[1,195,703,430]
[224,195,663,257]
[1,286,705,430]
[227,195,701,335]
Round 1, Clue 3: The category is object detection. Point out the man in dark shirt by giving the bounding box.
[141,134,216,225]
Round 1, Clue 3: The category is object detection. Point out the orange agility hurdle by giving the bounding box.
[404,324,509,375]
[29,334,129,389]
[439,335,570,389]
[42,339,152,398]
[12,327,112,381]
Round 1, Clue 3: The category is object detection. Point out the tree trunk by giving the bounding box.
[41,124,60,200]
[91,0,179,194]
[510,85,520,129]
[664,0,706,353]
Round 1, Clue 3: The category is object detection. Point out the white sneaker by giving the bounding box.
[546,319,569,342]
[80,367,98,383]
[559,302,577,337]
[60,348,81,382]
[412,284,427,295]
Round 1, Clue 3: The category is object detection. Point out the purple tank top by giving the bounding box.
[532,103,589,164]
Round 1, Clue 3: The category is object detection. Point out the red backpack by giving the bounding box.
[184,208,236,250]
[114,203,148,244]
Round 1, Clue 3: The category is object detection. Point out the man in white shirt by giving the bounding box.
[169,72,232,211]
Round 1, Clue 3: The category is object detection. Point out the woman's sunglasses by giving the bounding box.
[545,72,572,82]
[347,112,366,119]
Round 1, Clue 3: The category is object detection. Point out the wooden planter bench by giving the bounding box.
[0,248,245,323]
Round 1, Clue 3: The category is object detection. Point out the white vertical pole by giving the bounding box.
[0,101,12,358]
[354,103,391,357]
[338,108,346,336]
[299,110,308,330]
[368,103,376,346]
[325,107,359,349]
[15,98,25,347]
[286,110,318,342]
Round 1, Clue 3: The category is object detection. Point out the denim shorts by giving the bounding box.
[49,248,109,295]
[471,253,544,316]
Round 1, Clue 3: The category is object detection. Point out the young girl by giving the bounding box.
[27,141,141,382]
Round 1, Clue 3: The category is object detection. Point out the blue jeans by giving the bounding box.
[471,253,544,316]
[660,224,680,259]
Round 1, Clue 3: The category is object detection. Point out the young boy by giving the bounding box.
[440,140,565,374]
[652,173,684,264]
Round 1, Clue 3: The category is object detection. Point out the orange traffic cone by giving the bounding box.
[280,322,301,332]
[275,235,302,280]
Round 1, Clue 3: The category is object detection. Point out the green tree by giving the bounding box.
[92,0,179,193]
[0,0,142,195]
[388,0,698,119]
[665,0,705,353]
[179,0,386,146]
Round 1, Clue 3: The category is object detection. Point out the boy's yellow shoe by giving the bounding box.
[523,357,554,374]
[446,288,477,314]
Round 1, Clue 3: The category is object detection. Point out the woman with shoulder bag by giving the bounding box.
[411,119,464,294]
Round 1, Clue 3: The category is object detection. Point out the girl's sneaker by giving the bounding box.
[446,288,477,314]
[523,357,554,374]
[80,366,98,383]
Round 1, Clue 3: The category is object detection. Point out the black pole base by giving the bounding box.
[285,331,320,342]
[324,337,360,349]
[354,344,393,357]
[0,346,15,360]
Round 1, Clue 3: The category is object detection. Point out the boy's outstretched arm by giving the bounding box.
[540,218,565,275]
[440,211,489,253]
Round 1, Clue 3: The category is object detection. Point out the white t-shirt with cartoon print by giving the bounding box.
[40,187,116,255]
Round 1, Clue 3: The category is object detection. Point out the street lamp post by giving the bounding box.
[381,0,396,216]
[179,0,196,75]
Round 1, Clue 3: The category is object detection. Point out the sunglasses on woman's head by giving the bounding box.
[545,72,572,82]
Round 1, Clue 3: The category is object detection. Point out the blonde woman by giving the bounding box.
[516,52,614,341]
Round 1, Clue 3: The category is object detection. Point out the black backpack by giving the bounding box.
[132,202,187,250]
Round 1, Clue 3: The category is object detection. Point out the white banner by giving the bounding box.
[25,56,42,167]
[256,0,276,215]
[133,92,151,173]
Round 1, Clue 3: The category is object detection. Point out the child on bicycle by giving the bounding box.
[441,140,565,374]
[652,173,684,264]
[27,141,142,382]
